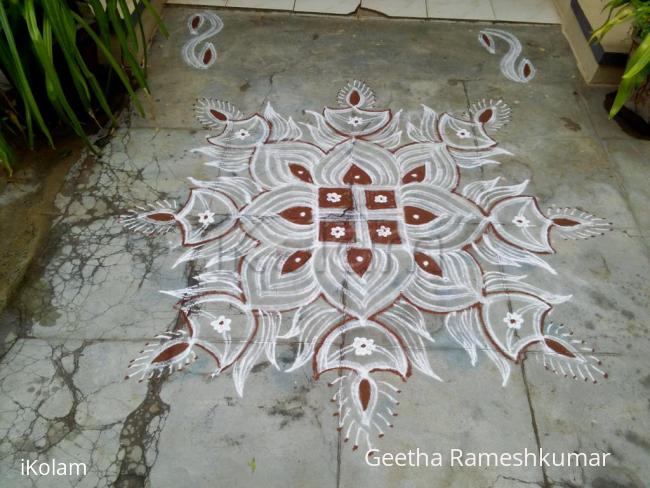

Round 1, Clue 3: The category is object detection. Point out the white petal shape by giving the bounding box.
[162,270,242,300]
[314,246,412,319]
[283,299,347,372]
[315,320,409,378]
[206,115,270,148]
[445,308,512,386]
[491,196,554,253]
[406,105,441,143]
[461,177,528,211]
[395,142,459,190]
[375,300,442,380]
[175,188,239,245]
[303,111,347,151]
[240,184,317,249]
[437,113,497,151]
[472,230,556,274]
[364,110,402,149]
[401,183,487,252]
[232,336,265,397]
[403,250,483,313]
[313,139,400,186]
[173,227,256,268]
[481,292,549,361]
[241,246,319,311]
[483,272,571,305]
[182,295,255,370]
[192,144,254,172]
[450,145,512,169]
[264,103,303,142]
[188,176,260,209]
[249,141,324,190]
[323,106,391,137]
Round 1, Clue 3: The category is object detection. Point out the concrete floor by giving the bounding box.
[170,0,561,24]
[1,6,649,488]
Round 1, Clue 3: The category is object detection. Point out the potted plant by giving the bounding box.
[0,0,166,174]
[591,0,650,126]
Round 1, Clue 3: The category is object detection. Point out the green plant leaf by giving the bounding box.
[590,5,635,43]
[0,128,14,175]
[22,0,92,148]
[0,0,52,148]
[72,11,145,116]
[609,75,636,117]
[622,32,650,78]
[43,1,115,125]
[104,0,148,92]
[0,0,167,173]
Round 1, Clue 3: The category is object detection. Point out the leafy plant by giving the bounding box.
[590,0,650,117]
[0,0,167,174]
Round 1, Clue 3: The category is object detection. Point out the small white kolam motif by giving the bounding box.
[478,28,536,83]
[182,11,223,69]
[123,80,612,453]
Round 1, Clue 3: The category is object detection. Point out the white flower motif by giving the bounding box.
[198,210,215,225]
[330,226,346,239]
[352,337,376,356]
[376,225,392,237]
[512,215,530,228]
[456,128,471,139]
[210,315,232,334]
[374,195,388,204]
[503,312,524,330]
[326,192,342,203]
[235,129,250,140]
[347,116,363,127]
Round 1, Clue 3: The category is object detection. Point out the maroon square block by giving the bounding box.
[365,190,397,210]
[319,220,356,243]
[318,188,354,209]
[368,220,401,244]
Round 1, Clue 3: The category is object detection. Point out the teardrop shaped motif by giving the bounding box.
[401,165,426,184]
[203,48,214,65]
[279,206,313,225]
[343,164,372,185]
[523,62,532,78]
[552,217,580,227]
[544,339,576,358]
[347,248,373,278]
[481,34,492,47]
[358,378,372,411]
[153,342,190,363]
[191,15,201,29]
[282,251,312,274]
[349,90,361,106]
[210,109,228,121]
[147,212,176,222]
[478,108,493,124]
[289,163,314,183]
[414,252,443,277]
[404,206,437,225]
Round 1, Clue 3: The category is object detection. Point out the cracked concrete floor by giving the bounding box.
[1,6,650,488]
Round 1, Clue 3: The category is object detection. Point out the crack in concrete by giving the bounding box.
[520,360,551,488]
[112,376,169,488]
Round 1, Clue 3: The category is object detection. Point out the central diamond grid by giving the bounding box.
[317,185,404,246]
